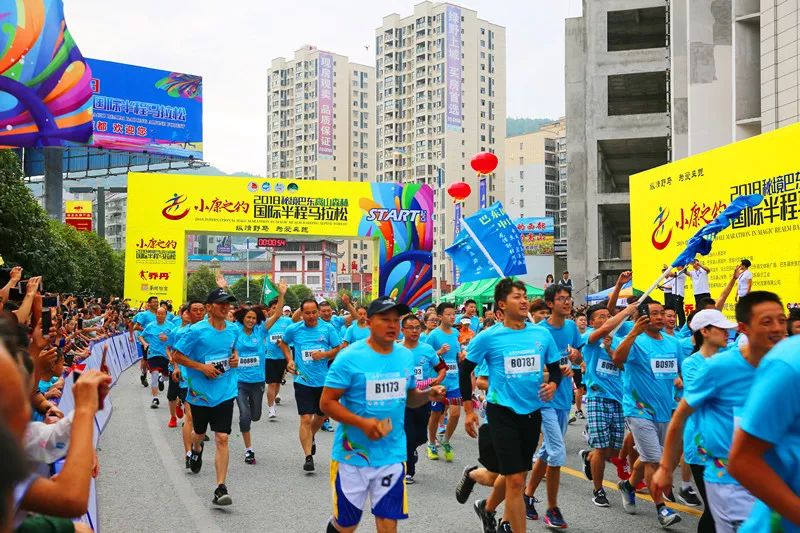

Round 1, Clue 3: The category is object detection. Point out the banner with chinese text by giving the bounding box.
[65,200,93,232]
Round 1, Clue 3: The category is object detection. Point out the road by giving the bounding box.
[98,371,700,532]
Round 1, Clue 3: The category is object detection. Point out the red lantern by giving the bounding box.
[470,151,498,175]
[447,182,471,202]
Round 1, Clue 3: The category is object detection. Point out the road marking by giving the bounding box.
[561,466,702,517]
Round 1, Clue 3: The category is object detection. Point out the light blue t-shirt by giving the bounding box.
[681,351,709,466]
[622,332,681,423]
[140,320,174,357]
[424,327,461,394]
[167,324,190,388]
[174,320,238,407]
[739,336,800,533]
[455,314,482,334]
[282,320,342,388]
[265,316,293,360]
[674,336,695,401]
[170,314,182,326]
[581,328,623,404]
[615,320,634,339]
[234,323,267,383]
[538,319,584,411]
[343,323,370,345]
[407,342,440,382]
[133,310,157,330]
[467,323,560,415]
[325,341,416,467]
[322,315,346,331]
[684,346,756,484]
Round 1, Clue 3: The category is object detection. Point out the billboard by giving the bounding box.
[65,201,93,232]
[631,123,800,315]
[516,217,555,256]
[445,5,462,131]
[87,58,202,159]
[125,175,433,308]
[317,52,334,157]
[479,177,487,209]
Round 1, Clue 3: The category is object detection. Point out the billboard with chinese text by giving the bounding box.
[445,5,462,131]
[631,123,800,315]
[65,200,93,232]
[515,217,554,256]
[317,52,334,157]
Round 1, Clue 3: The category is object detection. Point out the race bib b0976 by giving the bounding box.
[650,357,678,379]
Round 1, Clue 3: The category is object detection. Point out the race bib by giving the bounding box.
[504,353,541,375]
[446,362,458,375]
[414,366,424,381]
[301,348,322,362]
[208,357,231,372]
[239,356,259,368]
[596,358,620,376]
[269,334,282,344]
[650,357,678,379]
[366,378,407,402]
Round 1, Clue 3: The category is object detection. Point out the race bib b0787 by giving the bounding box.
[504,353,541,375]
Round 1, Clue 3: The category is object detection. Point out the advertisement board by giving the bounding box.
[631,123,800,315]
[87,58,202,159]
[445,5,462,131]
[516,217,555,256]
[125,175,433,308]
[65,200,93,232]
[317,52,334,157]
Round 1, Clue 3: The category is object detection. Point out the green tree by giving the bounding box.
[230,276,262,304]
[186,266,217,302]
[283,287,300,311]
[288,284,313,307]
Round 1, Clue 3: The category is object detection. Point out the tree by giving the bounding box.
[283,288,300,311]
[230,276,262,304]
[288,284,313,307]
[186,266,217,302]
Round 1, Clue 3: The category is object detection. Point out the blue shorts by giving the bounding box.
[533,407,569,467]
[331,461,408,528]
[430,389,461,412]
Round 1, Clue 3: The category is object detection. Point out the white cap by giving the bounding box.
[282,305,291,312]
[460,318,471,325]
[689,309,737,332]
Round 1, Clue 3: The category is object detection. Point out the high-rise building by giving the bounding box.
[266,45,376,279]
[540,118,569,259]
[375,2,506,292]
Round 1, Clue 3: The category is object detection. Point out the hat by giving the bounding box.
[689,309,737,332]
[205,288,236,304]
[367,297,410,318]
[282,305,291,312]
[460,318,471,325]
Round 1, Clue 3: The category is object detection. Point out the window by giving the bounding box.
[519,171,524,179]
[307,260,321,270]
[279,275,298,285]
[279,260,297,271]
[520,199,525,208]
[306,275,321,285]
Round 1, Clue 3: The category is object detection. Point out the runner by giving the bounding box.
[420,313,439,344]
[265,297,294,419]
[612,298,682,527]
[456,299,482,334]
[172,288,240,506]
[279,298,343,472]
[165,305,190,428]
[400,314,446,484]
[460,278,562,533]
[424,302,462,462]
[131,296,159,387]
[137,306,174,410]
[320,297,446,533]
[342,305,370,346]
[524,283,583,528]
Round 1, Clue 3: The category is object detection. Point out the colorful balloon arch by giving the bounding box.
[0,0,94,148]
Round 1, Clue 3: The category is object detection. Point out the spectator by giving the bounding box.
[788,309,800,336]
[558,271,572,288]
[736,259,753,300]
[544,274,555,289]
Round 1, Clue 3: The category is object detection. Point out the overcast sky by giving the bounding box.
[65,0,582,175]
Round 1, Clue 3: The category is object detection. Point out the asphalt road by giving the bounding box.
[98,371,700,532]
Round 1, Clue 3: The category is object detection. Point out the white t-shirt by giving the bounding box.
[673,270,687,297]
[662,276,674,293]
[690,268,710,295]
[737,269,753,297]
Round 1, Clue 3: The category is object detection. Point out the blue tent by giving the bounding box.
[585,281,643,305]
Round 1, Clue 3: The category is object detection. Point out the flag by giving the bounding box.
[445,202,527,283]
[671,194,764,267]
[261,276,279,305]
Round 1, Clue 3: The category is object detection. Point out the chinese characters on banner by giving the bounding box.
[65,201,93,232]
[453,203,462,285]
[479,178,487,209]
[318,52,334,157]
[515,217,555,256]
[445,5,462,131]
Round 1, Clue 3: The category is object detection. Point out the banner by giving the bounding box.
[317,52,334,157]
[445,5,462,131]
[125,174,434,308]
[631,123,800,315]
[65,200,93,232]
[453,202,462,285]
[215,236,232,254]
[515,217,554,256]
[479,178,487,209]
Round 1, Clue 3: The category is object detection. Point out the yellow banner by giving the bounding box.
[631,124,800,316]
[65,200,93,231]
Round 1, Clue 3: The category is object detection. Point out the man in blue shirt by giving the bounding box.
[265,297,294,419]
[130,296,159,387]
[456,299,482,334]
[343,305,370,346]
[320,297,445,533]
[279,298,343,473]
[138,306,174,410]
[613,298,682,527]
[172,288,240,506]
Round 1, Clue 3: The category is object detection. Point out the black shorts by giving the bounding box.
[146,355,169,374]
[265,358,288,384]
[294,382,324,416]
[190,398,235,435]
[478,423,500,473]
[572,368,586,391]
[485,402,542,475]
[167,376,181,402]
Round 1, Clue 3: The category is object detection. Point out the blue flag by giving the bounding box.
[446,202,527,283]
[671,194,764,267]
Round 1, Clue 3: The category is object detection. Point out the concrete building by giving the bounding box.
[271,239,342,299]
[375,2,506,292]
[266,45,376,275]
[540,118,569,258]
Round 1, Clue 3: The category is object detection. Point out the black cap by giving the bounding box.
[367,297,410,318]
[206,288,237,304]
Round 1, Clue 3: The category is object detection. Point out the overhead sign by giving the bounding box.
[65,201,93,232]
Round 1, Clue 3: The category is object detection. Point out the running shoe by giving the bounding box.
[543,507,568,529]
[609,456,631,480]
[405,475,415,485]
[427,443,439,460]
[442,442,454,462]
[150,398,159,409]
[245,450,256,465]
[455,465,478,503]
[525,495,539,520]
[213,484,232,506]
[203,434,210,442]
[657,506,681,528]
[321,419,334,432]
[168,416,177,428]
[268,406,277,419]
[592,488,610,507]
[140,372,148,387]
[498,521,513,532]
[473,499,497,533]
[579,449,592,480]
[275,394,281,404]
[176,403,184,419]
[568,413,577,424]
[618,480,636,514]
[157,374,165,391]
[677,486,702,507]
[635,480,649,493]
[303,455,315,472]
[663,489,676,503]
[185,454,191,469]
[576,410,585,419]
[189,442,203,474]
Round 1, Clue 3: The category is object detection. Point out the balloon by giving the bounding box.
[470,152,499,175]
[447,182,471,202]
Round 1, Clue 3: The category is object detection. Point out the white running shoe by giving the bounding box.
[268,406,277,419]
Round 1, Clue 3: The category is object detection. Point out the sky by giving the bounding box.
[65,0,583,176]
